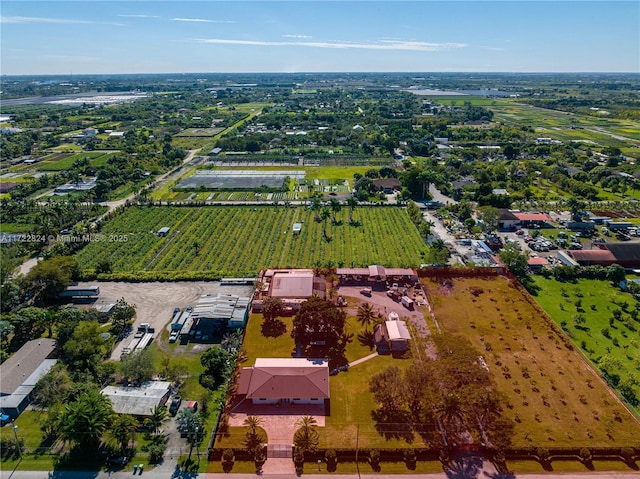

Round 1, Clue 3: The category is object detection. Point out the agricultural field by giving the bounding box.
[422,275,640,448]
[74,205,429,279]
[36,151,117,171]
[530,277,640,416]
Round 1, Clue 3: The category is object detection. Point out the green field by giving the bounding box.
[74,206,428,279]
[424,275,640,447]
[531,277,640,416]
[37,151,118,171]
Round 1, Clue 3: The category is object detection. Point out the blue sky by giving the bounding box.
[1,1,638,74]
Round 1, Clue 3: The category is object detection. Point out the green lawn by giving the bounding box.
[530,276,640,416]
[238,308,415,449]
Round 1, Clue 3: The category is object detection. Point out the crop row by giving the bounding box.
[75,206,429,278]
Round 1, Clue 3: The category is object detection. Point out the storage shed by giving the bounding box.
[157,227,170,237]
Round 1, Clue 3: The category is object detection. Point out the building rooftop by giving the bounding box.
[270,269,315,298]
[237,358,329,399]
[101,381,171,416]
[0,339,57,396]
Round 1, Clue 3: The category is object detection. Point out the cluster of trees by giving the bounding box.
[369,333,514,450]
[291,296,351,368]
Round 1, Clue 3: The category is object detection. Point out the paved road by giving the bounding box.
[3,468,640,479]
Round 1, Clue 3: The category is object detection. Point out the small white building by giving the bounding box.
[292,223,302,235]
[101,381,171,417]
[374,319,411,353]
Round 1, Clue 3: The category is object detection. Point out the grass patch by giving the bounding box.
[530,276,640,416]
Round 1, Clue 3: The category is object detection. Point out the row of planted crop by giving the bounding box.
[75,206,428,276]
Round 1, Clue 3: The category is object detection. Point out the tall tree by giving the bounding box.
[329,198,342,224]
[110,297,136,338]
[261,297,284,323]
[291,296,347,353]
[119,349,156,385]
[109,414,138,453]
[293,416,319,453]
[345,195,358,224]
[356,302,377,331]
[146,405,168,436]
[63,321,110,373]
[176,408,203,458]
[58,390,115,449]
[23,256,77,305]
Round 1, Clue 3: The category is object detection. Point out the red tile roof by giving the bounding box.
[513,213,551,222]
[236,358,329,400]
[569,249,617,262]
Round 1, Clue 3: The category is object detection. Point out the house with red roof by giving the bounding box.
[236,358,329,406]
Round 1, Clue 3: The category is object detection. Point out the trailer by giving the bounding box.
[134,332,154,352]
[401,296,414,310]
[60,285,100,298]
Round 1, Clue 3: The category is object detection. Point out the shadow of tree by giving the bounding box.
[261,319,286,338]
[444,454,483,479]
[370,408,415,443]
[358,330,375,350]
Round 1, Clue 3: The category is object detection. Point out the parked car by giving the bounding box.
[0,414,10,427]
[360,288,372,297]
[169,396,182,415]
[107,455,129,466]
[186,400,198,412]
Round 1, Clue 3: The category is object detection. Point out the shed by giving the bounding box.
[157,227,170,237]
[292,223,302,235]
[374,320,411,353]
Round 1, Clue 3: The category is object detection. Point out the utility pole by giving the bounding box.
[355,423,360,479]
[12,423,22,459]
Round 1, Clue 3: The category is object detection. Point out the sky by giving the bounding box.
[1,1,639,75]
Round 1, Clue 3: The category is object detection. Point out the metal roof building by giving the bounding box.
[0,339,57,419]
[101,381,171,417]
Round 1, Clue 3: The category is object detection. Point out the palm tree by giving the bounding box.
[243,415,263,434]
[310,196,322,222]
[293,416,319,452]
[329,198,342,224]
[110,413,138,453]
[357,302,377,331]
[58,390,115,449]
[435,392,466,442]
[176,408,203,459]
[346,196,358,224]
[320,206,331,240]
[147,405,168,436]
[243,415,265,455]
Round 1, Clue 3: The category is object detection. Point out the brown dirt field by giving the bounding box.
[422,275,640,448]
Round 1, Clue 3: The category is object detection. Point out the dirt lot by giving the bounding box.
[73,281,254,360]
[337,285,431,338]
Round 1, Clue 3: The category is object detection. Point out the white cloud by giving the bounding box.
[1,15,124,26]
[171,18,235,24]
[1,15,87,24]
[192,38,467,52]
[118,14,161,19]
[282,34,312,39]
